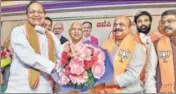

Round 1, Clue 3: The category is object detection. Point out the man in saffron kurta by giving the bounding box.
[145,9,176,93]
[101,16,146,93]
[5,1,62,93]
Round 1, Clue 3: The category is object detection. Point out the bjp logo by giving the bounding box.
[118,49,130,63]
[158,51,170,63]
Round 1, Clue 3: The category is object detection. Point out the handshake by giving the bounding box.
[50,61,62,84]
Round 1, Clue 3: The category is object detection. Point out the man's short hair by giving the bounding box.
[45,17,53,26]
[162,9,176,17]
[82,21,92,29]
[26,1,46,15]
[134,11,152,24]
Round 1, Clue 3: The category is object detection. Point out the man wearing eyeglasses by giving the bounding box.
[100,16,146,93]
[145,9,176,93]
[5,1,62,93]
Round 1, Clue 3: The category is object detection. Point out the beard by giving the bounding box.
[137,24,151,35]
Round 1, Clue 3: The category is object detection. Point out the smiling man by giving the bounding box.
[53,22,68,44]
[5,1,62,93]
[145,9,176,93]
[69,22,83,45]
[82,21,99,45]
[101,16,146,93]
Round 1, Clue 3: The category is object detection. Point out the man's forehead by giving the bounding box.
[137,15,150,20]
[114,16,129,24]
[162,14,176,20]
[71,23,82,28]
[44,20,51,24]
[54,23,63,27]
[83,23,91,26]
[29,2,43,10]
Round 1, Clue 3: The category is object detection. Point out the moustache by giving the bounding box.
[139,25,148,29]
[113,28,123,32]
[83,30,90,32]
[137,25,151,34]
[164,27,172,31]
[54,32,61,35]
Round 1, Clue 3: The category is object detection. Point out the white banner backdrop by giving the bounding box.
[52,15,161,45]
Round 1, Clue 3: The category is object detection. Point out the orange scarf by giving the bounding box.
[149,31,160,42]
[25,23,56,89]
[104,34,136,93]
[101,39,115,54]
[157,35,175,93]
[134,31,159,82]
[114,34,136,76]
[134,32,148,82]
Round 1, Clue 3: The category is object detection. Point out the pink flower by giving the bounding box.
[69,71,88,85]
[64,65,71,75]
[69,58,85,75]
[84,60,92,70]
[61,51,69,66]
[59,72,70,85]
[1,46,12,59]
[87,45,95,54]
[92,63,105,79]
[1,51,7,58]
[84,56,97,70]
[84,48,92,61]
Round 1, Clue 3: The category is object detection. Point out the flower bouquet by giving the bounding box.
[53,42,113,92]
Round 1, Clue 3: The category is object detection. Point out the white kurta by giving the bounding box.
[5,25,62,93]
[140,33,158,93]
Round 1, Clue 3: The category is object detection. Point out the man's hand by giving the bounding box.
[51,61,62,84]
[51,71,60,84]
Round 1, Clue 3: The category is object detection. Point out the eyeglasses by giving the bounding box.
[160,19,176,25]
[28,10,44,15]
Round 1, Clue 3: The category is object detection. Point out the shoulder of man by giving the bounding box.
[152,38,160,56]
[11,25,26,36]
[61,36,68,41]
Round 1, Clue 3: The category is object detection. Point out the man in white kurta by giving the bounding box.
[5,1,62,93]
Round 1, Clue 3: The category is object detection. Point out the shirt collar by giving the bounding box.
[139,33,152,45]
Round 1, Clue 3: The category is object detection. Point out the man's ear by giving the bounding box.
[132,21,136,27]
[68,29,70,35]
[68,29,71,37]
